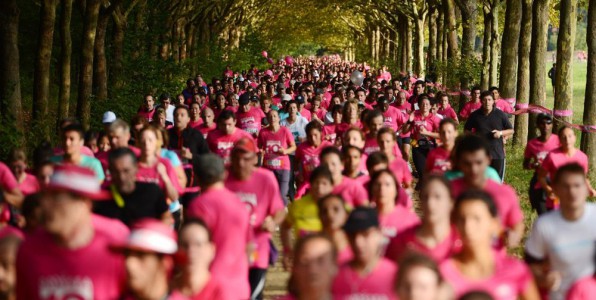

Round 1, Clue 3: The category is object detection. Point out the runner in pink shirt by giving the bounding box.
[309,95,327,125]
[171,219,227,300]
[539,126,596,209]
[335,99,363,139]
[296,96,312,121]
[96,119,142,178]
[198,107,217,139]
[322,106,342,146]
[295,122,332,196]
[137,94,156,122]
[424,118,458,175]
[236,93,266,137]
[491,87,515,114]
[320,147,369,209]
[450,134,525,249]
[279,234,338,300]
[436,93,459,123]
[225,138,286,300]
[258,110,296,204]
[17,165,127,300]
[394,254,446,300]
[207,110,254,166]
[319,194,353,265]
[394,90,413,162]
[386,175,461,263]
[8,149,39,196]
[332,207,398,300]
[368,170,420,244]
[377,96,408,132]
[188,102,204,129]
[524,114,560,215]
[440,190,540,300]
[459,87,482,120]
[363,110,385,155]
[342,145,367,181]
[186,153,251,299]
[378,127,412,189]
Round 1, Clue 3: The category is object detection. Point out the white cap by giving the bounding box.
[102,111,116,124]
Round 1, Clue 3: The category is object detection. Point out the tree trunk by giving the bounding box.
[489,2,500,87]
[0,0,23,140]
[93,11,109,101]
[529,0,550,139]
[58,0,72,119]
[457,0,477,92]
[444,0,459,60]
[513,0,533,147]
[553,0,577,128]
[437,7,445,81]
[413,16,426,77]
[76,0,101,128]
[581,0,596,179]
[375,25,381,64]
[406,19,413,73]
[481,9,492,90]
[428,4,438,70]
[384,29,391,62]
[33,0,58,133]
[112,7,125,89]
[398,19,406,72]
[499,0,522,97]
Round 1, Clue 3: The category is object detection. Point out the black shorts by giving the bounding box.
[397,137,412,147]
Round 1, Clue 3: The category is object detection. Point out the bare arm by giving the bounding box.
[3,188,23,208]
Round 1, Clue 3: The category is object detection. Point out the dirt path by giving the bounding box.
[264,233,290,299]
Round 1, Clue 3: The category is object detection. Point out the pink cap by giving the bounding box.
[46,165,110,200]
[111,219,177,254]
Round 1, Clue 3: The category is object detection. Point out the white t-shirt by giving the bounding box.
[525,203,596,300]
[281,116,308,153]
[165,105,175,123]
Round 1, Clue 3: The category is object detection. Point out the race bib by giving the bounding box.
[39,276,94,300]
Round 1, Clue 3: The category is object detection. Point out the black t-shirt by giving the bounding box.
[464,108,513,159]
[94,182,169,227]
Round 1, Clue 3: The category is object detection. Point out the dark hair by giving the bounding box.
[557,125,574,136]
[377,127,396,142]
[331,105,343,116]
[159,93,171,101]
[553,163,586,185]
[488,86,499,92]
[454,189,498,218]
[84,130,99,145]
[367,169,400,202]
[305,120,323,135]
[420,174,452,196]
[395,253,443,291]
[309,165,334,185]
[62,124,85,140]
[415,80,425,86]
[366,109,384,126]
[480,91,493,100]
[366,152,389,171]
[471,86,481,93]
[439,118,458,130]
[417,94,431,107]
[217,109,236,123]
[459,291,495,300]
[317,194,347,213]
[173,105,189,117]
[320,146,342,162]
[108,147,138,166]
[193,153,225,187]
[9,148,27,164]
[454,134,491,161]
[288,234,338,296]
[341,145,363,158]
[180,218,212,242]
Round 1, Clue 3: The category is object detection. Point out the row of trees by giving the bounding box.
[0,0,595,175]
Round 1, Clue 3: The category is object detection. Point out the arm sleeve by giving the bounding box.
[463,114,475,131]
[194,131,210,155]
[0,163,18,191]
[502,112,513,129]
[90,159,106,182]
[525,218,547,259]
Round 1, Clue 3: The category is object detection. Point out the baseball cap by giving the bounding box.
[343,207,379,234]
[282,94,292,102]
[295,95,305,104]
[537,113,553,124]
[110,219,178,255]
[102,111,116,124]
[232,137,258,154]
[239,93,251,106]
[250,95,260,102]
[46,165,111,200]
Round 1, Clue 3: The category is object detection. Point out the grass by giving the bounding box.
[544,60,588,124]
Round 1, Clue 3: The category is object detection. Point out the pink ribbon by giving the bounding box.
[553,109,573,117]
[516,103,529,109]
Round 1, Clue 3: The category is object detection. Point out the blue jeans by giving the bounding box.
[272,169,291,206]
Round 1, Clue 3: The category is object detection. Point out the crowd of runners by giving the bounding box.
[0,56,595,299]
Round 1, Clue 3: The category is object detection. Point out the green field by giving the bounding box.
[544,60,588,124]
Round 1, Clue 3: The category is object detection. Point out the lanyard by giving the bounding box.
[110,185,125,208]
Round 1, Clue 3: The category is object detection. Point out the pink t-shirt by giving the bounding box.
[187,187,251,300]
[438,105,458,120]
[378,206,420,240]
[313,108,327,121]
[0,163,17,192]
[299,108,312,121]
[425,146,452,174]
[236,107,266,136]
[322,124,339,145]
[363,137,381,156]
[382,106,407,132]
[336,122,363,141]
[332,258,398,300]
[338,246,354,266]
[19,173,40,196]
[225,168,285,269]
[459,101,482,119]
[393,102,412,115]
[16,216,128,300]
[542,147,589,180]
[410,111,441,141]
[198,123,216,139]
[295,141,332,184]
[136,157,183,196]
[97,146,141,177]
[258,126,294,171]
[170,276,227,300]
[137,109,156,122]
[333,176,369,209]
[360,176,412,209]
[440,251,534,300]
[496,99,515,114]
[386,225,462,263]
[524,135,560,167]
[207,128,254,166]
[450,178,523,230]
[389,157,413,185]
[566,276,596,300]
[188,119,203,129]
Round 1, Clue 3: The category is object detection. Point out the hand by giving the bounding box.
[544,271,562,291]
[156,162,168,177]
[506,230,522,248]
[492,130,502,139]
[589,187,596,197]
[419,127,429,136]
[282,251,293,271]
[261,216,277,233]
[409,113,415,122]
[278,147,286,155]
[181,147,192,160]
